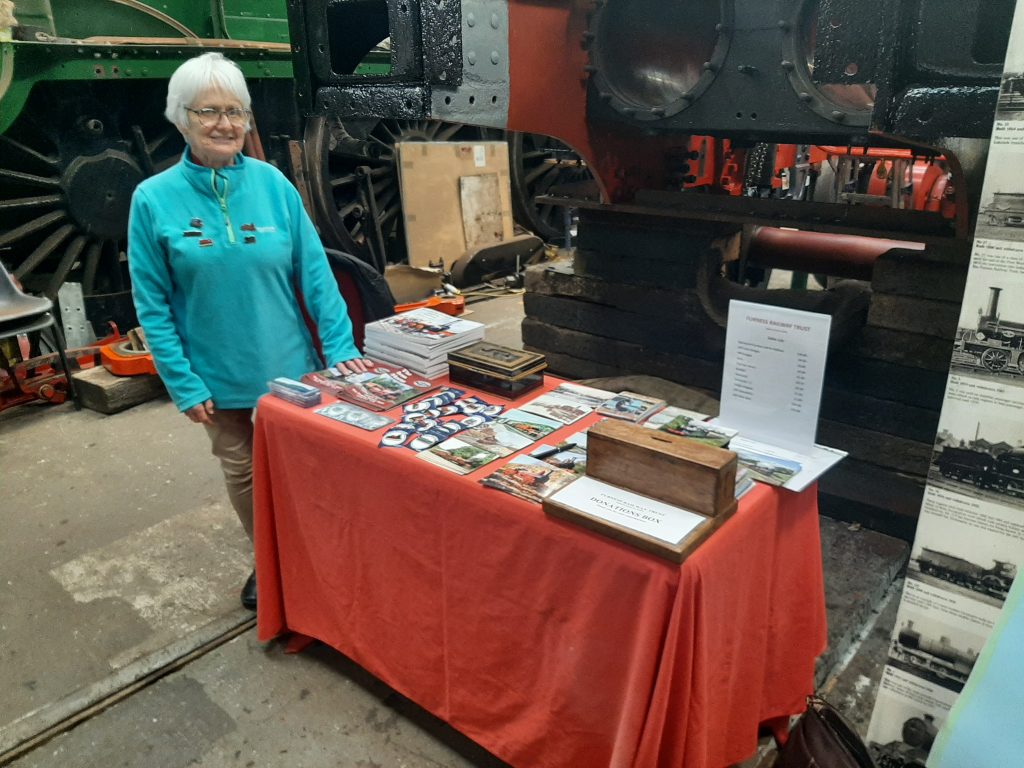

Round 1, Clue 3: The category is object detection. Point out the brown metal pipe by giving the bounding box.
[747,227,926,281]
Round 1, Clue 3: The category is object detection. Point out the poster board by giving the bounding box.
[865,4,1024,763]
[397,141,514,270]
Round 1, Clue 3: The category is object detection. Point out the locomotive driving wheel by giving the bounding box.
[508,133,594,244]
[0,84,183,298]
[981,348,1011,372]
[304,115,490,268]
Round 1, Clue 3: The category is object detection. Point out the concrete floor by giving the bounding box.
[0,292,905,767]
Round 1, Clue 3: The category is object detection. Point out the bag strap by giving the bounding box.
[807,695,879,768]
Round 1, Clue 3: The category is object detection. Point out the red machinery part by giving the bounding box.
[100,340,158,376]
[747,227,925,281]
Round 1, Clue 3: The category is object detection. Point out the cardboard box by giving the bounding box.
[586,419,738,518]
[397,141,514,270]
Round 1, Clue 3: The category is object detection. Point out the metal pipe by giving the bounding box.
[747,227,925,281]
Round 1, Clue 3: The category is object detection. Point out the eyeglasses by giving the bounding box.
[186,107,250,127]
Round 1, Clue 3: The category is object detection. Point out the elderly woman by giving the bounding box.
[128,52,368,611]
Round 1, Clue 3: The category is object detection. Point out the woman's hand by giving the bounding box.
[185,399,216,425]
[335,357,373,375]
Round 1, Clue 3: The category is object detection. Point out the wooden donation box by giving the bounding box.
[544,420,738,562]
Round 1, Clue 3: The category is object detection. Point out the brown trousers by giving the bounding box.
[202,408,255,542]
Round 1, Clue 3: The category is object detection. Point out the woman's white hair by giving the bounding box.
[165,52,251,130]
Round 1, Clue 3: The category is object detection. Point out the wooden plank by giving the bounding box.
[523,293,725,360]
[571,249,701,289]
[818,493,921,542]
[72,366,166,414]
[576,211,723,261]
[528,348,624,381]
[821,387,941,444]
[853,327,954,372]
[521,318,724,391]
[826,355,948,410]
[866,294,961,339]
[525,263,714,325]
[818,420,934,476]
[398,141,513,270]
[872,253,968,301]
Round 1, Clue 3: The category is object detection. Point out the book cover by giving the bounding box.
[365,307,484,349]
[303,362,438,411]
[480,455,579,503]
[596,391,666,422]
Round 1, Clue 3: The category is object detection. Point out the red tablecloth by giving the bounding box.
[254,378,826,768]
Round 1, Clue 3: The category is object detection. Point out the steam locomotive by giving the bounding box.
[893,621,978,689]
[954,287,1024,377]
[870,715,938,768]
[934,445,1024,498]
[915,547,1016,600]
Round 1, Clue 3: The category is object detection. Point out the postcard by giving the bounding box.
[728,436,846,492]
[498,409,562,440]
[315,403,395,431]
[480,456,579,503]
[643,406,711,429]
[519,392,592,425]
[647,412,737,447]
[597,391,666,422]
[551,382,617,408]
[418,437,503,475]
[457,421,533,456]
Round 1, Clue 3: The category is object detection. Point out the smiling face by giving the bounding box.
[179,86,247,168]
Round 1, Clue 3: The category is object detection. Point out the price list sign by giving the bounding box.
[718,301,831,452]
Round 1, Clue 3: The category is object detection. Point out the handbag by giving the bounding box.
[777,695,878,768]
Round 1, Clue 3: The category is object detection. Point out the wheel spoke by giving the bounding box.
[153,156,179,173]
[532,165,563,194]
[82,240,103,295]
[0,194,63,212]
[378,204,401,229]
[375,186,399,213]
[330,173,359,189]
[0,210,67,249]
[14,223,75,281]
[434,123,466,142]
[338,200,362,219]
[46,235,87,298]
[0,168,61,189]
[0,135,60,170]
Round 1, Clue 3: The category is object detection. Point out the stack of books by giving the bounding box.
[364,308,485,378]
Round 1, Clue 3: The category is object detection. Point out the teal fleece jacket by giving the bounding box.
[128,147,358,412]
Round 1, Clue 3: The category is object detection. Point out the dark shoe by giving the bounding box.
[241,570,257,611]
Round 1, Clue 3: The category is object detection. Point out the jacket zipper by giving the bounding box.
[210,169,236,244]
